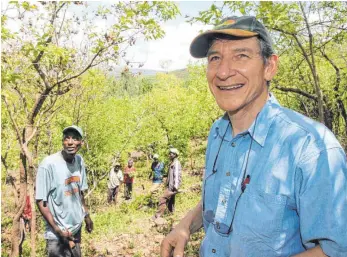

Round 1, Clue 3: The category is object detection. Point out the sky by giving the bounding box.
[126,1,215,71]
[1,1,217,71]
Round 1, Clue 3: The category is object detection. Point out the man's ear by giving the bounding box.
[80,140,85,147]
[264,54,278,82]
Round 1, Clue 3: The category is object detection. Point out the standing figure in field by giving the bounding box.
[36,125,93,257]
[161,16,347,257]
[123,159,136,200]
[149,154,165,192]
[107,162,124,205]
[153,148,182,220]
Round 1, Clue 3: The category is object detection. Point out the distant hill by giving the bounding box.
[170,68,189,80]
[108,67,189,79]
[108,67,161,77]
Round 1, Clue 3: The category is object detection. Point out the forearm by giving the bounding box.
[81,191,90,215]
[181,201,203,234]
[36,200,60,232]
[292,246,327,257]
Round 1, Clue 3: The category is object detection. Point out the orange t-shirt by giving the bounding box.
[124,166,135,183]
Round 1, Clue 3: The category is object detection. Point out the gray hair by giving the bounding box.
[258,36,274,65]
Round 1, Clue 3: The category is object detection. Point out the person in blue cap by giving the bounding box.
[36,125,93,257]
[161,16,347,257]
[149,154,165,192]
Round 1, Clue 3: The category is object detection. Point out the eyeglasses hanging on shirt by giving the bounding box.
[202,113,259,235]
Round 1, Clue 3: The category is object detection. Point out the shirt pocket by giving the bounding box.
[233,186,288,251]
[202,172,219,229]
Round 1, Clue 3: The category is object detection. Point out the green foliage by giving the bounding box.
[1,2,179,255]
[2,1,346,255]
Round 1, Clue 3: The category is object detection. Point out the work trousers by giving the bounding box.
[46,229,81,257]
[124,183,133,199]
[155,188,177,218]
[107,186,120,204]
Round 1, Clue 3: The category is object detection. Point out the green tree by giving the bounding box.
[1,1,179,256]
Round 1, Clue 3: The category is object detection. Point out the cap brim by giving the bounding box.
[190,29,258,58]
[63,127,83,138]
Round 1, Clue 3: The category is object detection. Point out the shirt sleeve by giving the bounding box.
[119,170,124,182]
[296,147,347,257]
[159,163,164,172]
[80,156,88,191]
[35,163,52,202]
[174,160,182,190]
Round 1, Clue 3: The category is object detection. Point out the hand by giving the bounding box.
[54,227,74,245]
[85,216,94,233]
[161,222,190,257]
[54,226,72,239]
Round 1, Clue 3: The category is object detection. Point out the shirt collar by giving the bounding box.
[215,94,282,147]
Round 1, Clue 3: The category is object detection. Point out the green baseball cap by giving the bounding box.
[190,16,272,58]
[63,125,83,138]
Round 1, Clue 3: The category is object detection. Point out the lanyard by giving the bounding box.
[203,113,259,233]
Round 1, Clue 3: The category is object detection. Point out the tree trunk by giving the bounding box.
[299,2,325,124]
[25,125,37,257]
[10,154,27,257]
[27,163,36,257]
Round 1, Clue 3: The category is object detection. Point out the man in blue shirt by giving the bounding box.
[161,16,347,257]
[149,154,165,192]
[36,125,93,257]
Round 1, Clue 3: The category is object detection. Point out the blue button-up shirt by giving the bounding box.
[201,95,347,257]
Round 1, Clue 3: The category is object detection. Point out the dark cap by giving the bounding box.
[190,16,272,58]
[63,125,83,138]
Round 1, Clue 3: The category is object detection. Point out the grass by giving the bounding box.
[2,160,205,256]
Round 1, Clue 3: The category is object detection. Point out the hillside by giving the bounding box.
[1,164,204,256]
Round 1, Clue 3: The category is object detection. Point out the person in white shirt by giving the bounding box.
[107,162,124,205]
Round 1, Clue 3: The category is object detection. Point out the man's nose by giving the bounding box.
[67,138,74,144]
[216,58,237,80]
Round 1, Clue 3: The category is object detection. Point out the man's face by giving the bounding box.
[62,130,82,155]
[206,37,278,116]
[128,160,133,167]
[115,165,120,170]
[169,152,176,160]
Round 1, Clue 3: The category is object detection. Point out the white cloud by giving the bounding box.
[1,1,214,71]
[126,21,211,71]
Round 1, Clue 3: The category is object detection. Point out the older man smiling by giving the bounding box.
[161,16,347,257]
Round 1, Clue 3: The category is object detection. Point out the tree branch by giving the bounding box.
[53,48,104,87]
[2,95,23,145]
[320,49,347,133]
[273,85,318,101]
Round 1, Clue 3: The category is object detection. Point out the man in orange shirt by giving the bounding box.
[123,159,136,200]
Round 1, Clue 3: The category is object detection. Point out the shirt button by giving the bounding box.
[226,171,230,176]
[231,142,236,147]
[216,222,220,229]
[212,249,216,253]
[221,199,226,205]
